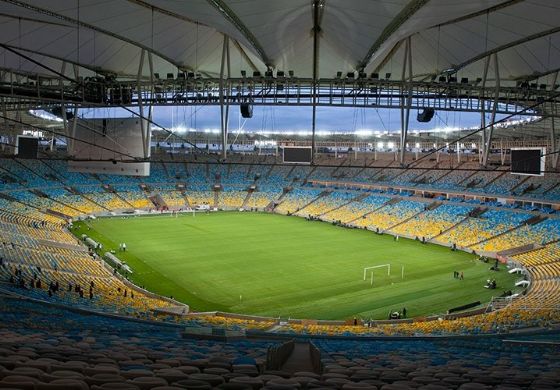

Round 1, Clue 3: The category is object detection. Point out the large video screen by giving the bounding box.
[283,147,312,164]
[16,136,39,159]
[68,118,150,176]
[511,148,545,176]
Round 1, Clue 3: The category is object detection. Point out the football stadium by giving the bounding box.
[0,1,559,389]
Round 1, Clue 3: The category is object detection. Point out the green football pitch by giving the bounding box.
[72,212,518,320]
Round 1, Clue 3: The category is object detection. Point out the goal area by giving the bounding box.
[363,264,404,286]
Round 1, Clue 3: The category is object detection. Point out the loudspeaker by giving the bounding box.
[240,103,253,118]
[417,108,435,122]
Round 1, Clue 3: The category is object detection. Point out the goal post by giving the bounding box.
[363,264,390,280]
[363,264,405,286]
[363,264,391,286]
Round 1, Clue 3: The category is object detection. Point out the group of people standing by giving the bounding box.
[453,271,464,280]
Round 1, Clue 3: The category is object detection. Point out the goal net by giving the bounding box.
[363,264,390,286]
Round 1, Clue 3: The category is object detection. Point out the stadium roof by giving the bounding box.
[0,0,559,85]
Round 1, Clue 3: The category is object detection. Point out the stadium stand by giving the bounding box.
[321,194,391,223]
[0,295,558,390]
[245,188,282,209]
[353,200,427,231]
[390,204,474,240]
[472,218,560,252]
[220,189,248,209]
[186,191,215,208]
[152,184,187,208]
[113,185,152,209]
[437,210,533,248]
[0,157,558,342]
[295,191,356,218]
[3,2,560,383]
[274,188,324,215]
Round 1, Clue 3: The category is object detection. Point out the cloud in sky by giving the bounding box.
[150,105,489,132]
[80,105,526,134]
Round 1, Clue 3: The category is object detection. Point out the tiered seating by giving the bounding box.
[245,188,282,209]
[427,162,479,191]
[0,198,51,224]
[0,169,22,191]
[0,295,273,387]
[0,204,188,319]
[515,276,560,309]
[248,163,272,180]
[468,169,505,193]
[507,238,560,312]
[516,174,560,198]
[0,258,178,318]
[0,159,52,188]
[352,166,385,183]
[484,171,525,195]
[473,218,560,252]
[315,336,560,388]
[223,166,252,188]
[142,162,169,184]
[416,167,452,185]
[1,158,560,340]
[9,190,80,218]
[52,193,107,215]
[0,219,74,244]
[42,160,101,187]
[284,293,560,336]
[209,164,230,182]
[354,200,426,231]
[164,161,189,179]
[512,242,560,266]
[278,165,309,181]
[438,210,531,247]
[4,158,560,204]
[542,182,560,201]
[0,203,64,230]
[81,187,131,210]
[392,169,427,186]
[322,194,390,223]
[295,191,356,217]
[333,166,362,180]
[260,169,289,189]
[29,188,107,216]
[307,166,335,181]
[113,185,152,208]
[220,189,247,208]
[186,191,214,207]
[16,159,64,183]
[153,185,186,208]
[390,204,473,239]
[275,188,323,214]
[0,295,558,389]
[372,164,404,184]
[0,245,106,277]
[186,163,209,187]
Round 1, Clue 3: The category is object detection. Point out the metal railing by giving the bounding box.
[0,74,553,115]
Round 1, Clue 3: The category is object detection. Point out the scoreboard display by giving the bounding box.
[511,147,545,176]
[283,147,312,164]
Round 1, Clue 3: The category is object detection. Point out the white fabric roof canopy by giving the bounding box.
[0,0,558,85]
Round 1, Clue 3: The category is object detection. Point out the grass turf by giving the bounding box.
[72,212,519,320]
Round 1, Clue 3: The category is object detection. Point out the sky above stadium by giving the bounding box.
[78,105,530,136]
